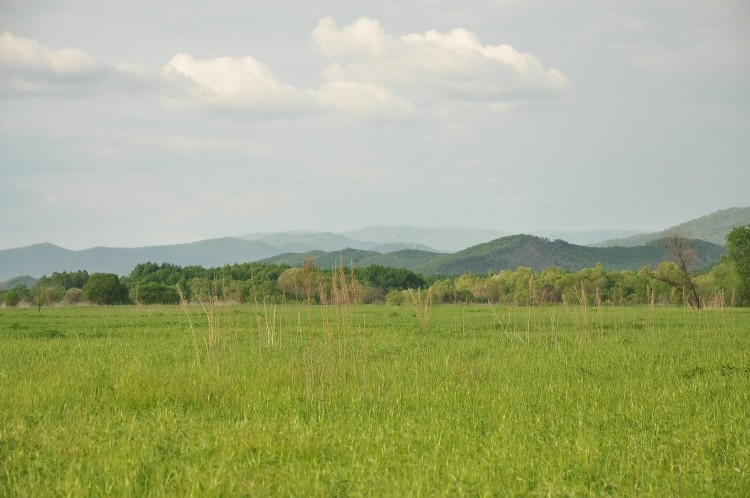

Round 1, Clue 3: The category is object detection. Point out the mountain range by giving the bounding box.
[1,207,747,285]
[239,227,645,253]
[261,236,726,275]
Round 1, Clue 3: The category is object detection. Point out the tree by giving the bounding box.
[726,225,750,306]
[50,270,89,290]
[652,232,701,308]
[135,282,180,305]
[82,273,129,305]
[32,279,64,311]
[4,288,21,307]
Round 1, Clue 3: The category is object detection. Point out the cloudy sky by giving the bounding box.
[1,0,748,250]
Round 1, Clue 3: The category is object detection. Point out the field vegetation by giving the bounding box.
[2,290,749,496]
[2,228,749,495]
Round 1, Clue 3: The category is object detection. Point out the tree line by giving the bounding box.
[3,226,749,308]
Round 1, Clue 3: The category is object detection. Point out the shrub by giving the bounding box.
[82,273,129,305]
[65,288,84,305]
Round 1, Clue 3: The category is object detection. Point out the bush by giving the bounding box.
[65,288,84,305]
[136,282,180,305]
[386,290,406,306]
[4,288,21,307]
[82,273,129,305]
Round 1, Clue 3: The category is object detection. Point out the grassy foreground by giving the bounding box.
[1,303,749,496]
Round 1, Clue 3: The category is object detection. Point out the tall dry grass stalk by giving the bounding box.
[304,258,365,406]
[176,284,202,366]
[409,287,433,334]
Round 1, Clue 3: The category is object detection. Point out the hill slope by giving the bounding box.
[260,235,725,276]
[261,249,443,270]
[594,207,750,247]
[414,235,725,275]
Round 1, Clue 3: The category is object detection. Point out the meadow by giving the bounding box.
[1,301,748,496]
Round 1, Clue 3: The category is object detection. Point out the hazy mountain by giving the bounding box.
[239,230,440,253]
[0,238,279,281]
[531,229,646,246]
[261,249,443,270]
[341,226,510,252]
[253,232,374,252]
[3,208,741,281]
[594,207,750,247]
[371,242,438,253]
[242,226,647,252]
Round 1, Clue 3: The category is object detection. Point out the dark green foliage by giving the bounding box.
[355,264,426,291]
[135,282,180,305]
[726,225,750,305]
[3,287,23,307]
[49,270,90,290]
[82,273,129,305]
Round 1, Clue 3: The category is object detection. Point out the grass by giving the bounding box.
[1,303,749,496]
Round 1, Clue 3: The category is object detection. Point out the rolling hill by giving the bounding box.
[412,235,725,275]
[594,207,750,247]
[261,234,725,276]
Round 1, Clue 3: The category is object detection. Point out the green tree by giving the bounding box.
[50,270,89,290]
[32,278,64,310]
[4,287,21,307]
[726,225,750,306]
[82,273,129,305]
[136,282,180,305]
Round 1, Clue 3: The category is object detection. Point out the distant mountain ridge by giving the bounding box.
[264,235,725,275]
[0,239,278,281]
[415,235,724,275]
[1,208,743,281]
[594,207,750,247]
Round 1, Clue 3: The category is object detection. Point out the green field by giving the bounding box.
[1,303,749,496]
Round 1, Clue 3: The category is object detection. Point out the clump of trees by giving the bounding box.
[82,273,129,305]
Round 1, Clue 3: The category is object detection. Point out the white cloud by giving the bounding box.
[316,79,415,118]
[313,17,571,104]
[312,17,389,59]
[163,51,414,119]
[163,53,314,115]
[0,31,100,74]
[1,19,571,116]
[0,32,152,94]
[163,17,570,119]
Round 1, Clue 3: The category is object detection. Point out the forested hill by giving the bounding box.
[593,207,750,247]
[264,235,725,275]
[413,235,725,275]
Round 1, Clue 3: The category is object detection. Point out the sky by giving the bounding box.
[1,0,748,250]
